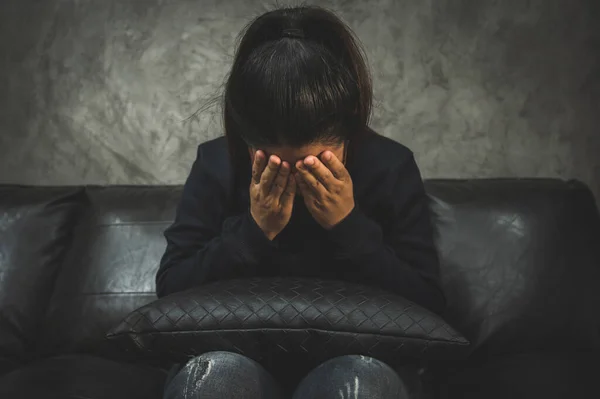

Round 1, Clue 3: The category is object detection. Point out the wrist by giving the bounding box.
[250,209,279,241]
[243,208,279,250]
[265,231,278,241]
[327,204,355,230]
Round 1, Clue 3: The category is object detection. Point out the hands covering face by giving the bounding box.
[294,151,355,230]
[249,149,354,241]
[249,151,296,241]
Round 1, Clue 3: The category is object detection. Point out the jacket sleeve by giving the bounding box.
[155,146,277,298]
[326,154,446,314]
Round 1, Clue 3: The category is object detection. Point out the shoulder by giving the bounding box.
[181,136,233,200]
[193,136,231,181]
[196,136,229,165]
[351,130,416,182]
[351,131,424,225]
[363,131,414,167]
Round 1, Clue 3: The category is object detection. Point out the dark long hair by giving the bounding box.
[223,5,374,198]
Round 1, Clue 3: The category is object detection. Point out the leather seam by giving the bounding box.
[109,328,470,345]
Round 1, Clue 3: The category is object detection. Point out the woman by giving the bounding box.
[157,5,445,399]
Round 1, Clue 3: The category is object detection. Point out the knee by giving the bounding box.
[323,355,398,377]
[309,355,409,397]
[170,352,255,388]
[165,352,267,399]
[183,351,252,372]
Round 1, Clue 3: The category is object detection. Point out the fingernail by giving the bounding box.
[323,152,332,161]
[304,157,314,166]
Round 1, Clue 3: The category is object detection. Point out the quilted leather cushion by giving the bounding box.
[107,278,469,372]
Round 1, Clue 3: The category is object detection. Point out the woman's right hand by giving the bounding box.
[249,150,296,240]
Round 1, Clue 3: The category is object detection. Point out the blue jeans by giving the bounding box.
[163,351,411,399]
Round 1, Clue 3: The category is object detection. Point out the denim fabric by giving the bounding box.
[163,352,283,399]
[163,351,411,399]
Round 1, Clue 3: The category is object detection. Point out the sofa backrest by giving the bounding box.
[0,187,84,373]
[38,187,181,358]
[1,179,598,364]
[426,179,600,357]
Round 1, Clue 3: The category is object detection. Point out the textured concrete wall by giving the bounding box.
[1,0,599,203]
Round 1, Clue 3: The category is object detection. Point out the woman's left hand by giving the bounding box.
[294,151,355,230]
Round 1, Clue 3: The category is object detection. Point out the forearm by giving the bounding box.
[156,210,276,297]
[344,245,445,314]
[328,206,445,314]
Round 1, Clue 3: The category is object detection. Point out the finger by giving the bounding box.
[270,161,290,197]
[320,151,350,181]
[280,172,296,209]
[294,172,308,196]
[251,150,267,185]
[303,155,336,190]
[295,160,326,197]
[260,155,281,196]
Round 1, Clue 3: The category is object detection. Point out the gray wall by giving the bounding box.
[1,0,599,203]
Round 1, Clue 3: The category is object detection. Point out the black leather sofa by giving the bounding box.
[0,179,599,399]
